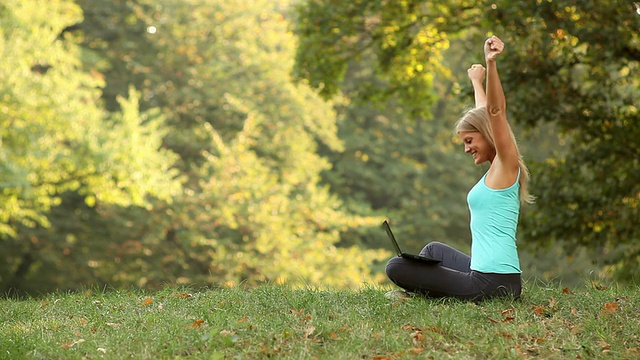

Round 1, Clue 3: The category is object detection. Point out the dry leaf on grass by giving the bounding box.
[602,301,618,313]
[61,339,85,350]
[173,292,192,298]
[532,305,546,316]
[303,326,316,338]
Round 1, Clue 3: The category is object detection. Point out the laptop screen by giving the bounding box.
[382,220,403,257]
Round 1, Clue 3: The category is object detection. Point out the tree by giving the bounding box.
[0,0,180,294]
[292,0,640,281]
[485,1,640,280]
[20,0,387,291]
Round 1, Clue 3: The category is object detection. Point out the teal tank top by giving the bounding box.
[467,170,521,273]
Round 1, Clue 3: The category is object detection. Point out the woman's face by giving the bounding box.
[459,131,495,165]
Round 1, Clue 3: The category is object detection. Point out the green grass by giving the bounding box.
[2,281,640,359]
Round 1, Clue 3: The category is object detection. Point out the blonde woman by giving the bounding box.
[385,36,533,301]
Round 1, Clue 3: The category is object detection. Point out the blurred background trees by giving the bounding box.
[1,0,638,295]
[292,0,640,283]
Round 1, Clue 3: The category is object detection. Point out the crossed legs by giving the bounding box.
[385,242,521,301]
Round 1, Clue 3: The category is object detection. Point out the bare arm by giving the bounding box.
[467,64,486,108]
[484,36,519,184]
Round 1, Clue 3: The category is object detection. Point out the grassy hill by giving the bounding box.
[2,281,639,359]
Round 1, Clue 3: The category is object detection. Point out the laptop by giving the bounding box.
[382,220,440,263]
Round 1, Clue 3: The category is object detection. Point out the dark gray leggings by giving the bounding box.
[385,242,521,301]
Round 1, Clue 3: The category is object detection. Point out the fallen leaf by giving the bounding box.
[61,339,85,350]
[531,337,546,344]
[571,308,579,315]
[409,347,425,354]
[532,305,546,316]
[515,344,523,356]
[173,292,192,298]
[303,326,316,338]
[599,339,611,352]
[501,308,515,315]
[142,298,153,306]
[563,287,573,294]
[289,309,304,316]
[491,315,515,323]
[192,319,205,328]
[412,330,425,344]
[402,323,422,332]
[602,301,618,313]
[426,326,443,334]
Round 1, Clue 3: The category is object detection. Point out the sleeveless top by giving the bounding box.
[467,170,521,273]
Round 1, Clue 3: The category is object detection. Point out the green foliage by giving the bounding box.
[0,0,180,237]
[0,0,182,294]
[0,0,390,294]
[293,2,487,253]
[293,0,640,281]
[3,0,637,294]
[127,0,388,288]
[293,0,453,118]
[2,283,640,358]
[479,1,640,279]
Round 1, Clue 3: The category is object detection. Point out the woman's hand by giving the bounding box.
[484,35,504,62]
[467,64,486,84]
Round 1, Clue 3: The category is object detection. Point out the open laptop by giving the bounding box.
[382,220,440,263]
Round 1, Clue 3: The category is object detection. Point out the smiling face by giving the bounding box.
[459,131,495,165]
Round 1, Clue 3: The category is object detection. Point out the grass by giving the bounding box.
[2,281,640,359]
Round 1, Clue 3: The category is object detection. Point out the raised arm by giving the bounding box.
[467,64,486,108]
[484,36,520,183]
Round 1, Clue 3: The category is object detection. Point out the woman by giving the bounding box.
[385,35,534,301]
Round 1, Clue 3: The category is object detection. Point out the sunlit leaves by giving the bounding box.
[0,0,181,242]
[69,0,385,290]
[293,0,453,118]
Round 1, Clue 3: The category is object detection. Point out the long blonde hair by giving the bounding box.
[455,107,535,205]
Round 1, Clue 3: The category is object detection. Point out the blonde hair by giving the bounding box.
[455,107,535,205]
